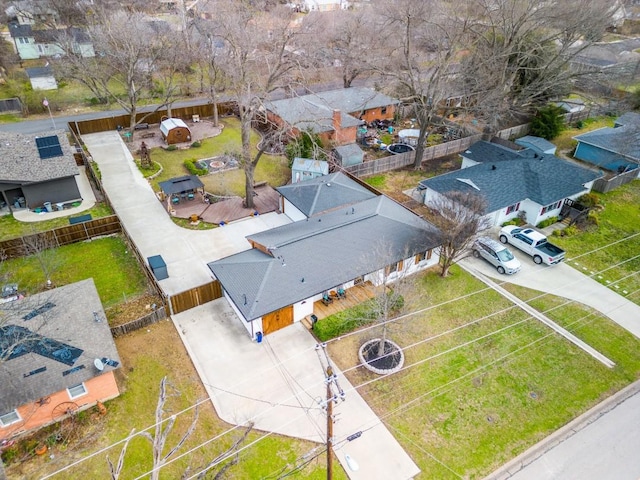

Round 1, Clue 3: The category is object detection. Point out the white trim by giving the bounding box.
[67,383,87,399]
[0,409,21,427]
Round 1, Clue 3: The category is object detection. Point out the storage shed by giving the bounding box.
[160,118,192,145]
[333,143,364,167]
[26,66,57,90]
[292,157,329,183]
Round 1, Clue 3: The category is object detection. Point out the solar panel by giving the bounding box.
[35,135,64,159]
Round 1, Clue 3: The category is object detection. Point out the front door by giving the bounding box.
[262,306,294,335]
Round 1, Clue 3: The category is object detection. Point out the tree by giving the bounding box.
[54,9,190,131]
[426,191,490,277]
[530,104,566,140]
[107,376,254,479]
[372,0,468,169]
[205,0,303,209]
[459,0,618,129]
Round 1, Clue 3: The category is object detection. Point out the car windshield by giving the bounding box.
[496,249,515,262]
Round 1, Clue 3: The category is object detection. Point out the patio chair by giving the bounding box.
[337,288,346,299]
[322,292,333,306]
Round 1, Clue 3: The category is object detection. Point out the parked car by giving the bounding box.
[472,237,521,274]
[499,226,565,265]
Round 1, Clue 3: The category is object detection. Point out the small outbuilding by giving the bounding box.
[291,157,329,183]
[333,143,364,167]
[515,135,557,155]
[26,66,57,90]
[160,118,192,145]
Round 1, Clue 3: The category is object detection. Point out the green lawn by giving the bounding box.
[2,235,147,307]
[554,115,616,152]
[324,265,640,478]
[0,203,114,242]
[552,180,640,305]
[149,117,290,196]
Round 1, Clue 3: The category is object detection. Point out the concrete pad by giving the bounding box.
[173,299,421,479]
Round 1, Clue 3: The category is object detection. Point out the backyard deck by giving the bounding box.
[167,184,281,224]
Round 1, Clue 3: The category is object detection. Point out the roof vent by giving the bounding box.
[326,183,331,187]
[94,358,105,371]
[491,165,496,170]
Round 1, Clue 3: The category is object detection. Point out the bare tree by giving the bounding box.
[54,8,189,131]
[205,0,303,209]
[373,0,469,169]
[426,191,490,277]
[107,376,253,479]
[459,0,618,129]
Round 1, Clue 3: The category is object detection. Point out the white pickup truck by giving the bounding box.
[498,226,565,265]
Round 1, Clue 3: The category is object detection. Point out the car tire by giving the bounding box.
[499,235,508,244]
[533,255,543,264]
[472,249,480,258]
[497,266,505,274]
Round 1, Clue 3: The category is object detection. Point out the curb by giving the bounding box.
[484,379,640,479]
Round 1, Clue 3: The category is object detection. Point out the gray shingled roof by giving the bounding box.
[573,122,640,162]
[208,195,441,321]
[0,279,120,413]
[459,140,524,164]
[26,66,54,79]
[515,135,556,154]
[276,171,376,217]
[264,87,397,133]
[421,141,602,212]
[0,130,78,184]
[8,22,32,38]
[158,175,204,195]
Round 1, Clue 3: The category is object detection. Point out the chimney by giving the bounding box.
[332,109,341,132]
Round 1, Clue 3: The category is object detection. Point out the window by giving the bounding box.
[19,37,28,44]
[0,410,21,427]
[540,201,562,215]
[381,107,387,114]
[415,249,433,264]
[67,383,87,399]
[506,202,520,214]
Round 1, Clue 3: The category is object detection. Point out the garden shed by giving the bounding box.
[160,118,192,145]
[292,157,328,183]
[333,143,364,166]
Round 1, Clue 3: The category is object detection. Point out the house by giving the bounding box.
[8,22,94,60]
[290,0,349,11]
[573,112,640,175]
[160,118,192,145]
[0,130,82,212]
[208,172,441,340]
[25,65,57,90]
[418,141,602,227]
[0,279,121,437]
[291,157,329,183]
[555,98,586,114]
[568,37,640,77]
[515,135,556,155]
[263,87,399,146]
[333,143,364,167]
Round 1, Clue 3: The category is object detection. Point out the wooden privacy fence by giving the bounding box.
[110,307,168,337]
[0,215,121,259]
[69,102,236,135]
[592,168,639,193]
[170,280,223,315]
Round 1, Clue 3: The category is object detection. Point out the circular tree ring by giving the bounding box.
[358,338,404,375]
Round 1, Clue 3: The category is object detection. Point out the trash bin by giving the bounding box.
[310,314,318,329]
[256,332,263,343]
[147,255,168,280]
[56,203,64,211]
[43,202,53,213]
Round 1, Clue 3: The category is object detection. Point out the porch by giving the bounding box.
[301,281,380,329]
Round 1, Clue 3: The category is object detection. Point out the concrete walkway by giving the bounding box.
[173,300,420,479]
[81,131,290,297]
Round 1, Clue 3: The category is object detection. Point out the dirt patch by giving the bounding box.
[105,293,164,326]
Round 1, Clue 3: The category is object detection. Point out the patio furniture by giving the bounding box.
[187,192,195,201]
[172,196,180,204]
[322,292,333,306]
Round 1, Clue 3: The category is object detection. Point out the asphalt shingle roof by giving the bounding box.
[276,171,376,217]
[573,121,640,162]
[264,87,398,133]
[420,141,601,212]
[0,130,78,184]
[25,66,54,78]
[208,194,441,321]
[0,279,120,413]
[158,175,203,195]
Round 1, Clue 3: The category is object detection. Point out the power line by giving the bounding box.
[40,235,640,478]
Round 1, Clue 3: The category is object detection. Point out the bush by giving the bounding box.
[191,141,201,148]
[1,445,19,464]
[502,219,519,227]
[184,159,208,176]
[561,225,578,237]
[587,210,599,226]
[536,216,559,229]
[530,104,566,140]
[165,144,177,151]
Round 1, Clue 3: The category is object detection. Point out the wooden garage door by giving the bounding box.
[262,306,294,335]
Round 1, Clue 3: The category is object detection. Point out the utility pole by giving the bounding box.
[326,365,334,480]
[316,343,345,480]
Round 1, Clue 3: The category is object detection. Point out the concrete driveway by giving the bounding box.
[460,248,640,339]
[173,299,420,479]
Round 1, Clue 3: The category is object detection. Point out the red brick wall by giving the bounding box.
[1,372,119,437]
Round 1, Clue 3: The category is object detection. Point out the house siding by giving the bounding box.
[574,143,620,168]
[22,176,81,208]
[1,372,119,436]
[358,105,396,125]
